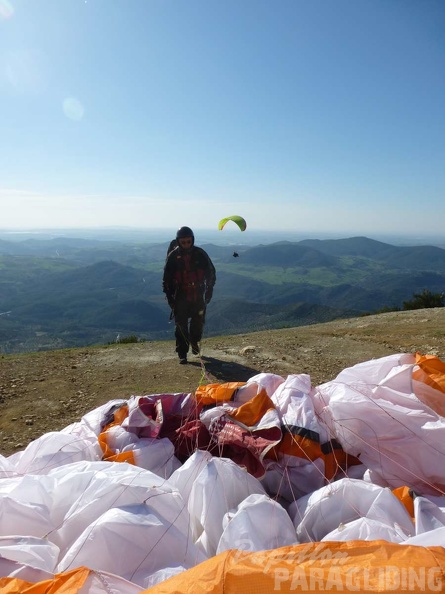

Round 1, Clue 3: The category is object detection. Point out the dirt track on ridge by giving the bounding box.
[1,308,445,457]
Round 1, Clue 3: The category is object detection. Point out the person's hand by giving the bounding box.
[205,287,213,304]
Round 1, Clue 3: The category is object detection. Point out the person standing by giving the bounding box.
[163,226,216,364]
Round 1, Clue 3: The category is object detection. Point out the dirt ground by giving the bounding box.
[1,307,445,457]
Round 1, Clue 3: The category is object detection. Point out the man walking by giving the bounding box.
[163,226,216,364]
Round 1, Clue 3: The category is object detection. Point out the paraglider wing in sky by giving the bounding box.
[218,215,247,232]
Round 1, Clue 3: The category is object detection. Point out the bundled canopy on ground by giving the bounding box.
[1,352,445,592]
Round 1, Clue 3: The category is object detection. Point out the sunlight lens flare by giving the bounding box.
[0,0,14,19]
[63,97,85,121]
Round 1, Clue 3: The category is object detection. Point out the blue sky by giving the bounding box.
[1,0,444,237]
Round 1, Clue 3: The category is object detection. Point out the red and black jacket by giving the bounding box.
[163,246,216,304]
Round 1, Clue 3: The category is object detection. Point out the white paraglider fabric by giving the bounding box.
[216,493,297,554]
[289,477,414,542]
[313,354,445,494]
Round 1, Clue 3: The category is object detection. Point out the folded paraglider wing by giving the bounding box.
[2,354,445,592]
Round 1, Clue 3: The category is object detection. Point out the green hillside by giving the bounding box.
[1,236,444,354]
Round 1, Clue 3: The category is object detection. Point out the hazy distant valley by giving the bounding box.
[1,233,445,354]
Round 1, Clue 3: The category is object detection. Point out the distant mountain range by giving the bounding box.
[1,235,444,354]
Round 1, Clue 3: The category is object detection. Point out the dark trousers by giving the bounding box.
[174,299,206,358]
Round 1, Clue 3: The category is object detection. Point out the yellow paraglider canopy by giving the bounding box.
[218,215,247,232]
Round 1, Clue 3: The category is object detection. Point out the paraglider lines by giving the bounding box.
[314,380,445,497]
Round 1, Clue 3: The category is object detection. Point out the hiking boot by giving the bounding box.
[179,357,187,365]
[191,343,200,355]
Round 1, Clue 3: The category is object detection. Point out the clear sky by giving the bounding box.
[1,0,444,237]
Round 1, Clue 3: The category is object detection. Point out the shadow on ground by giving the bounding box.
[191,356,260,382]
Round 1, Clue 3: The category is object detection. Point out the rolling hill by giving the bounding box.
[1,235,444,354]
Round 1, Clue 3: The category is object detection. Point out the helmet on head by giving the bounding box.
[176,226,194,245]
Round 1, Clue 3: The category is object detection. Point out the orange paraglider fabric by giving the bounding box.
[97,403,136,464]
[392,485,415,519]
[195,382,245,406]
[0,567,91,594]
[414,352,445,394]
[141,541,445,594]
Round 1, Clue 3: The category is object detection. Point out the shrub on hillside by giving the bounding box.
[403,289,444,310]
[108,335,142,345]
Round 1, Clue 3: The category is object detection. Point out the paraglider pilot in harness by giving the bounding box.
[163,226,216,364]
